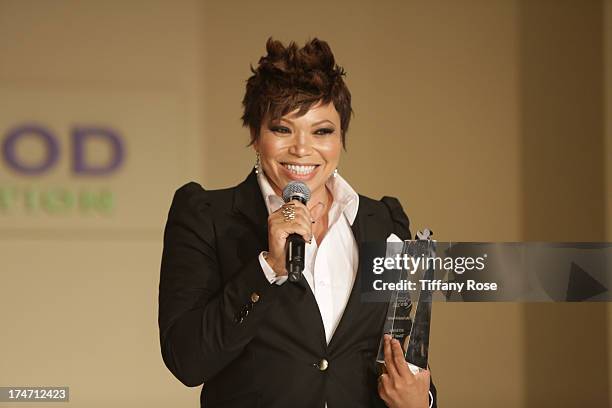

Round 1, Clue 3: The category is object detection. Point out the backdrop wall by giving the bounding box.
[0,1,610,407]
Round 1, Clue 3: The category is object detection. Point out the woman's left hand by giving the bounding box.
[378,334,430,408]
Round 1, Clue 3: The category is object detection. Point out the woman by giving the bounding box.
[159,38,436,408]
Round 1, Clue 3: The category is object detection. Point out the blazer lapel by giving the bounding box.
[327,196,388,352]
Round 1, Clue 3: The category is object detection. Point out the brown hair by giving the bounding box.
[241,37,352,148]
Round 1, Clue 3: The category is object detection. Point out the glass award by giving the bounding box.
[377,230,435,373]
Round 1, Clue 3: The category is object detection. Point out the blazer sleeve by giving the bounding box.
[380,195,438,408]
[158,183,280,387]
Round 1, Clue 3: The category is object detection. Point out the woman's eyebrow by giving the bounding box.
[311,119,336,127]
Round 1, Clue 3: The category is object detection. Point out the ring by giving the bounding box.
[281,203,296,222]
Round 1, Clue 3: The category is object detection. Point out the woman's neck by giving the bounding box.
[309,186,332,211]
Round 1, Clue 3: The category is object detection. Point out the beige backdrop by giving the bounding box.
[0,0,610,407]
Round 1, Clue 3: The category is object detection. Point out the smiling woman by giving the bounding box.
[255,102,341,186]
[158,37,437,408]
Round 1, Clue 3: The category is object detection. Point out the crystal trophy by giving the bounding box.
[377,229,435,374]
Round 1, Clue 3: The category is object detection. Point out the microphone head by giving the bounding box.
[282,181,311,204]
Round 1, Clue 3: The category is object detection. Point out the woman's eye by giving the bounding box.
[270,126,291,134]
[314,128,335,136]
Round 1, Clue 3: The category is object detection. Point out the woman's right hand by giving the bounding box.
[265,200,316,276]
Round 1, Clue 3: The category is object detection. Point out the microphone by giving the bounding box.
[282,181,311,282]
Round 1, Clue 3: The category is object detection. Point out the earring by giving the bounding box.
[254,152,261,174]
[333,168,338,178]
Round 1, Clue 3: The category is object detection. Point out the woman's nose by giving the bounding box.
[287,133,312,157]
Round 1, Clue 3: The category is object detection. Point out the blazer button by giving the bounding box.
[250,292,260,303]
[316,359,329,371]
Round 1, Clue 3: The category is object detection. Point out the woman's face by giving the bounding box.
[254,101,342,200]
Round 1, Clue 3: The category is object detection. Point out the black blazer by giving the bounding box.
[158,170,437,408]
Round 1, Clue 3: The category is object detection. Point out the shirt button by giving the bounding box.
[316,359,329,371]
[250,292,260,303]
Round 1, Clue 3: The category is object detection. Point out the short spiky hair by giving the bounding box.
[241,37,352,148]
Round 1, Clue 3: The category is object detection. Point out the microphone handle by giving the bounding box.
[286,233,306,282]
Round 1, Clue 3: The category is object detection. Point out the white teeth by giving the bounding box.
[284,164,317,175]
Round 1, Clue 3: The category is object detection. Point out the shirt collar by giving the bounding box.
[256,170,359,226]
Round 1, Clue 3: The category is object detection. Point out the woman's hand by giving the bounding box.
[378,334,431,408]
[265,200,322,276]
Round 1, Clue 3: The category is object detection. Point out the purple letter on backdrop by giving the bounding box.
[72,127,125,175]
[2,124,60,175]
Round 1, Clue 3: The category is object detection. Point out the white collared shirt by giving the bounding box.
[257,171,359,344]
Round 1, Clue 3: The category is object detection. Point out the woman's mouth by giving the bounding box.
[281,163,320,179]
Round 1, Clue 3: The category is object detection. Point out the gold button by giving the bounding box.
[318,359,328,371]
[250,292,260,303]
